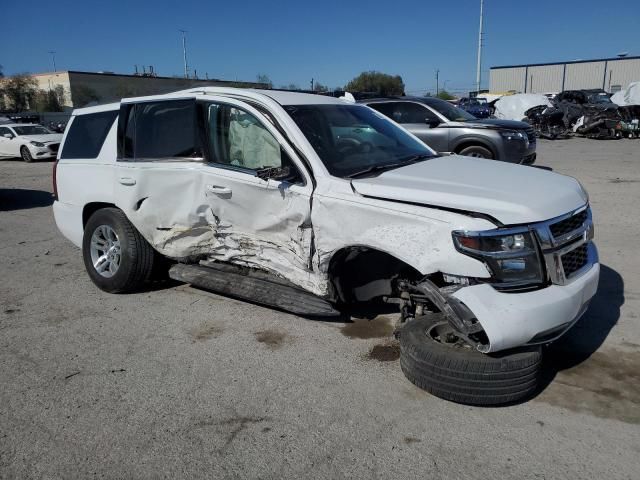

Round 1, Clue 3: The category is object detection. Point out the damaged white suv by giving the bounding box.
[53,88,599,405]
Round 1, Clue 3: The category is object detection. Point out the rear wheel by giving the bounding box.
[399,313,542,405]
[458,145,493,159]
[82,208,155,293]
[20,146,34,162]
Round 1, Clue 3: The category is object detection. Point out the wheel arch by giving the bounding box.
[452,136,497,158]
[82,202,118,228]
[326,245,423,304]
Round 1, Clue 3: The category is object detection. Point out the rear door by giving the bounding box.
[114,96,316,287]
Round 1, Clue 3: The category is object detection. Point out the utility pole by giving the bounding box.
[311,78,314,91]
[476,0,484,93]
[179,30,189,78]
[435,69,439,96]
[48,51,57,72]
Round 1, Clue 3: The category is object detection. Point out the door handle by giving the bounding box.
[205,185,232,196]
[119,177,136,186]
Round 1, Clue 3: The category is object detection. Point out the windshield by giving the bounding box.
[428,100,477,122]
[12,125,52,136]
[469,98,487,105]
[284,104,436,178]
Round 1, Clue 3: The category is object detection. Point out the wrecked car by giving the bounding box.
[53,88,599,405]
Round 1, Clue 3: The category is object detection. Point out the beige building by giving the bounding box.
[9,70,268,110]
[490,56,640,94]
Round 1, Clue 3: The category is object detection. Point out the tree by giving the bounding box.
[71,85,101,107]
[436,89,455,101]
[1,74,38,111]
[280,83,301,90]
[33,85,66,112]
[256,74,273,89]
[313,81,329,93]
[345,71,405,96]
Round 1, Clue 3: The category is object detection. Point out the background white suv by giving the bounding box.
[0,123,63,162]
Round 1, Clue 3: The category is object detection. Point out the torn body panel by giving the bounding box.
[114,161,329,295]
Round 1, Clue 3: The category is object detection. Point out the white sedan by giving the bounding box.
[0,123,63,162]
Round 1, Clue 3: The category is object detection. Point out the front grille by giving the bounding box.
[550,210,588,238]
[561,244,588,277]
[48,143,60,153]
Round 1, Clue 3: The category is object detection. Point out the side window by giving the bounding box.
[368,102,395,118]
[206,103,283,171]
[118,99,201,161]
[60,110,118,159]
[393,103,437,124]
[0,127,12,137]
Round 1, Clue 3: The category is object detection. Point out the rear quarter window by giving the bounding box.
[60,110,118,159]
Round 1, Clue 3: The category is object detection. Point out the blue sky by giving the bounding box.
[2,0,639,94]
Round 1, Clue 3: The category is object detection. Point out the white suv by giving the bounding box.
[53,88,599,405]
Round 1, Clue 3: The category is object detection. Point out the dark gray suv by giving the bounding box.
[360,97,537,164]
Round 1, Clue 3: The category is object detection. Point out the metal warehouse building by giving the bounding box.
[490,56,640,94]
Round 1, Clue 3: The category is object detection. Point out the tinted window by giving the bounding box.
[369,102,438,124]
[118,100,201,161]
[60,110,118,159]
[0,127,12,137]
[135,100,200,159]
[425,99,476,121]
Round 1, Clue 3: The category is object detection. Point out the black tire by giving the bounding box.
[20,146,34,163]
[458,145,493,159]
[400,314,542,405]
[82,208,155,293]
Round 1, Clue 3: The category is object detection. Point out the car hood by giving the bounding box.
[350,155,587,225]
[20,134,63,143]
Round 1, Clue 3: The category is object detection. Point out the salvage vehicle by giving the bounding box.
[53,88,599,405]
[360,96,537,164]
[0,123,62,162]
[457,97,491,118]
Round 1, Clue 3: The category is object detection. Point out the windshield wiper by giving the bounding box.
[346,154,434,179]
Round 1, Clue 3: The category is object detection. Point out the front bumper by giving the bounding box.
[451,255,600,352]
[28,145,58,159]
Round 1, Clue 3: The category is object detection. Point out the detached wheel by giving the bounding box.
[458,145,493,159]
[400,314,542,405]
[82,208,155,293]
[20,146,34,162]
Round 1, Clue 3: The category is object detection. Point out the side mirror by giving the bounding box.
[426,119,440,128]
[3,133,13,139]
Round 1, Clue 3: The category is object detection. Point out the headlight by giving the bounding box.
[499,130,526,141]
[30,141,45,147]
[452,228,544,287]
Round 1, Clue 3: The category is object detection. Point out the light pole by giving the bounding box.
[476,0,484,93]
[435,69,440,96]
[179,30,189,78]
[48,51,57,72]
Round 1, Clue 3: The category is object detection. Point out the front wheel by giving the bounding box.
[399,314,542,405]
[458,145,493,159]
[82,208,155,293]
[20,146,34,162]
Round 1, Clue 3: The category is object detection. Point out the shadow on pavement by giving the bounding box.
[539,264,624,386]
[0,189,54,211]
